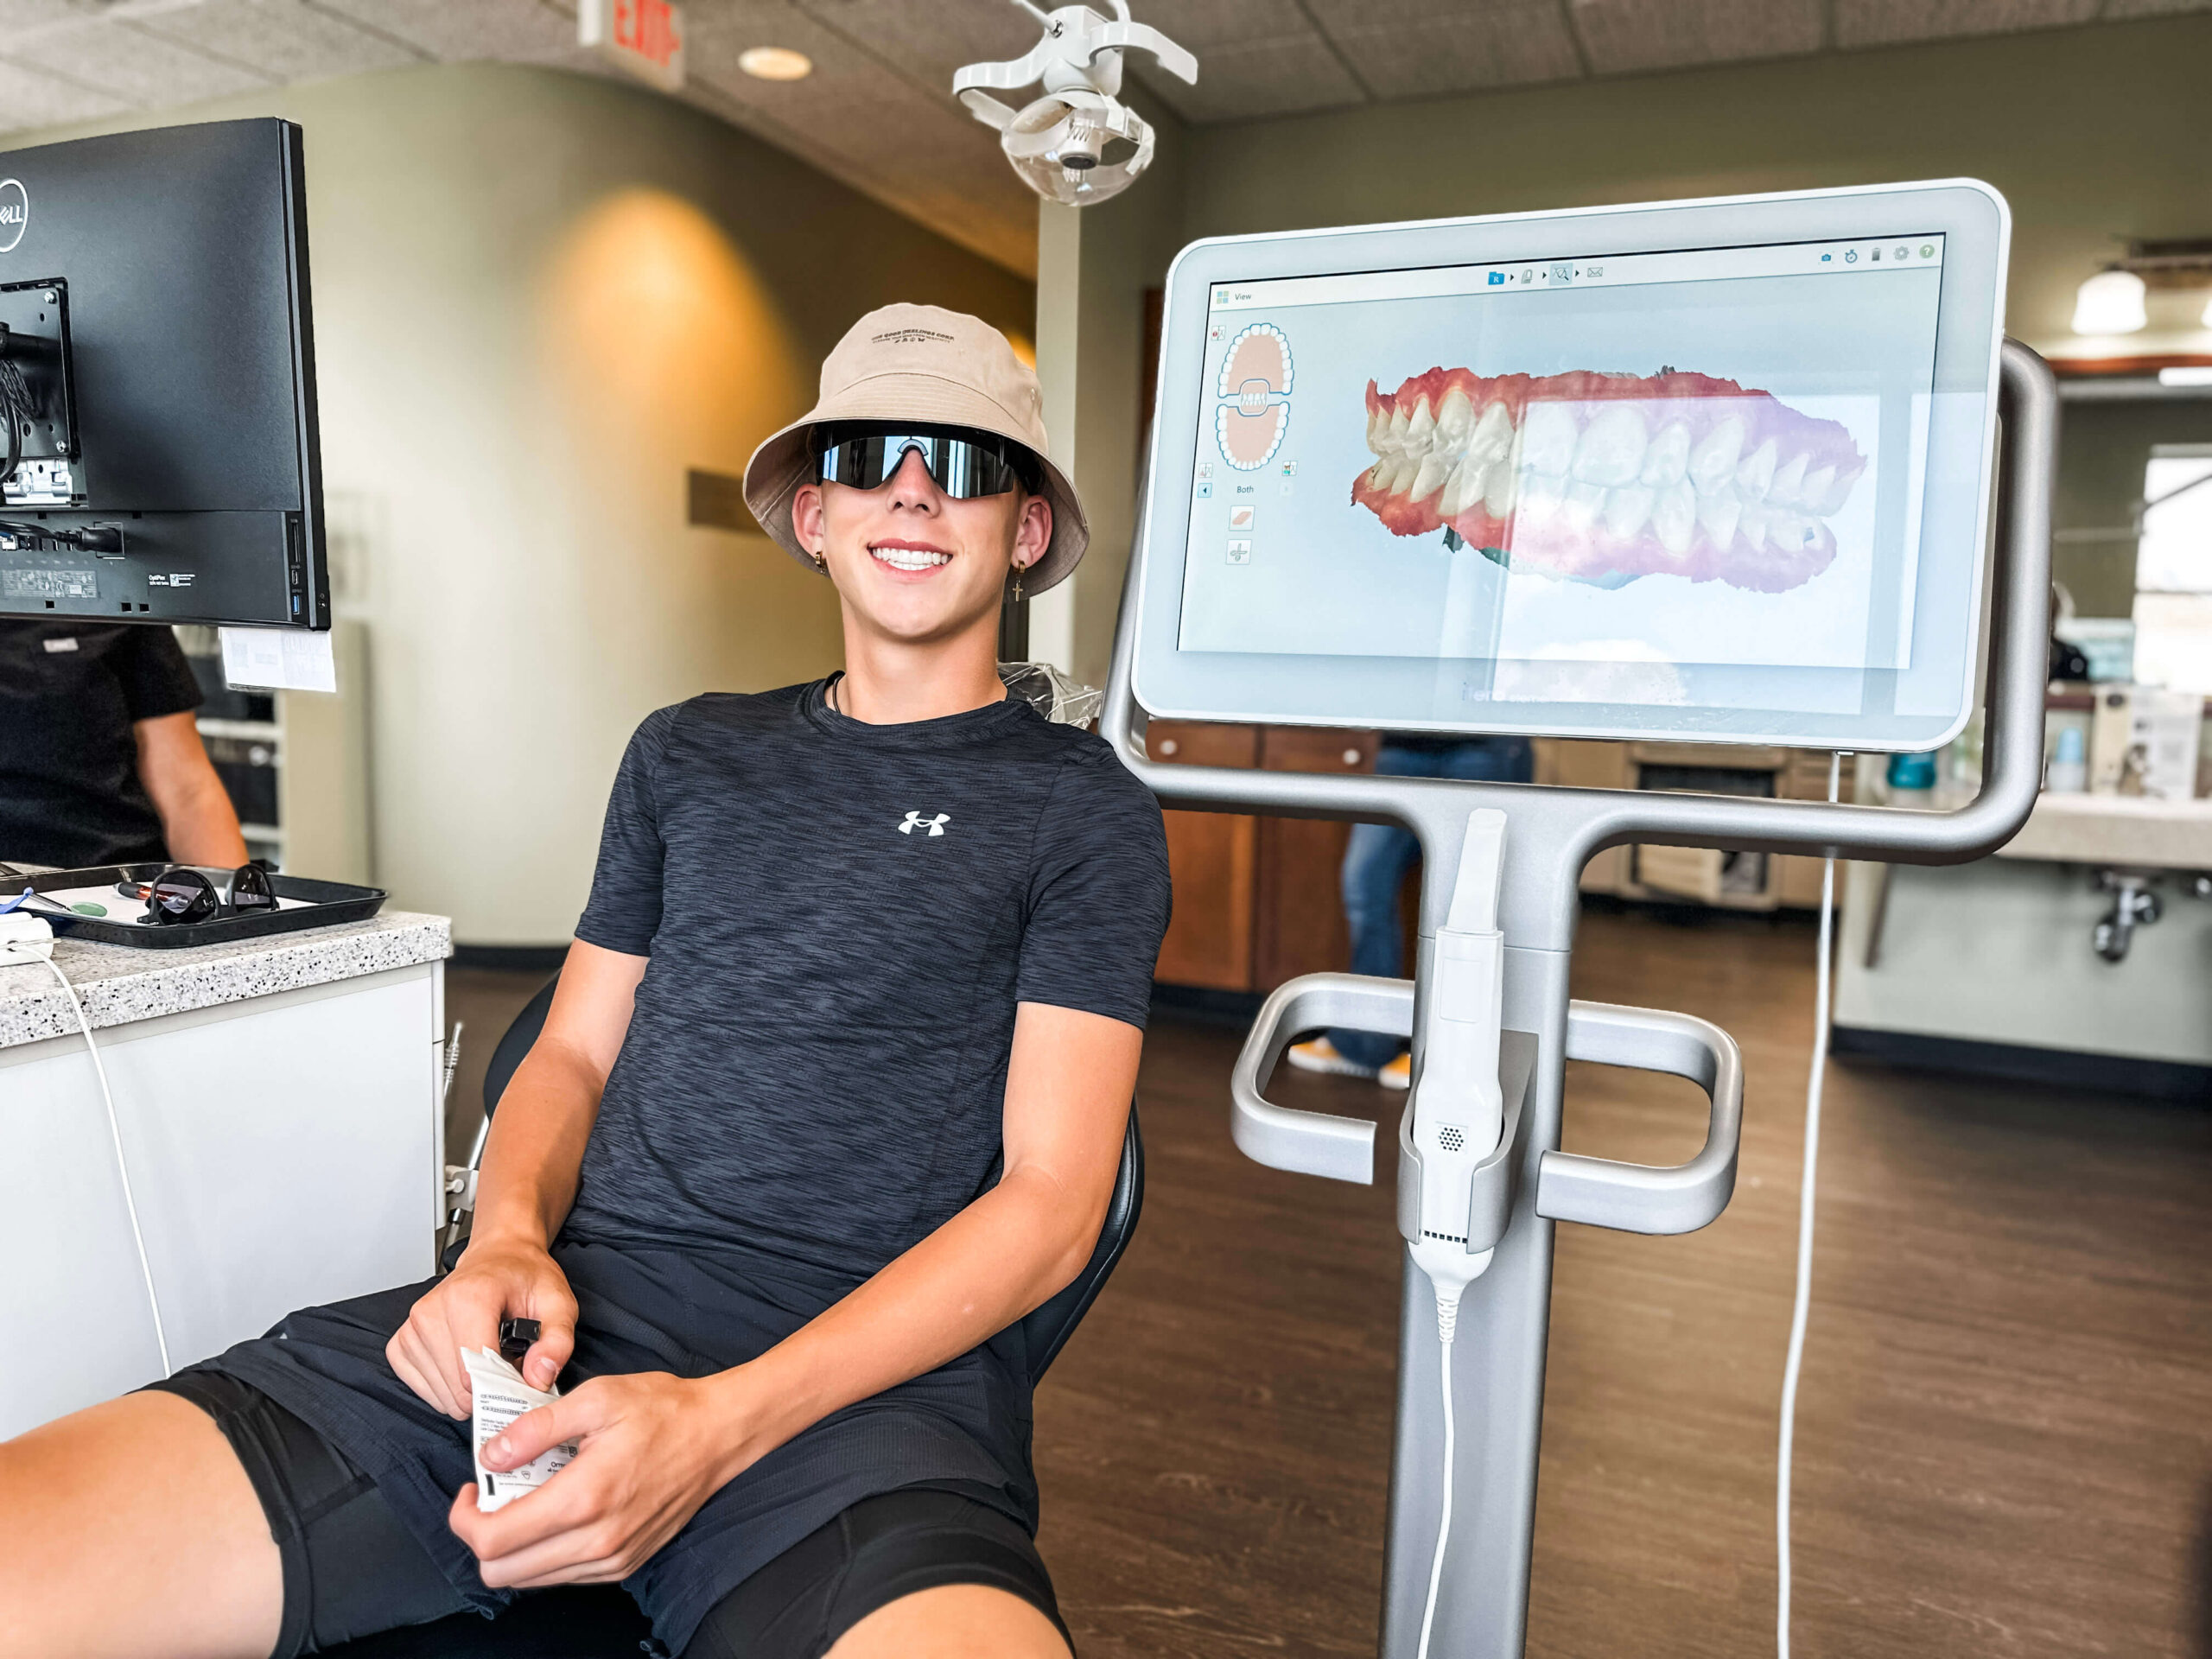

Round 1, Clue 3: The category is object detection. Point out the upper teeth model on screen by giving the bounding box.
[1351,369,1867,593]
[1216,322,1293,469]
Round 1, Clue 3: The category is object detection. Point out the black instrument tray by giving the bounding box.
[13,864,388,949]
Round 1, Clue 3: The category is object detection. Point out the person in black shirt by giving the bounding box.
[1,307,1170,1659]
[0,620,248,870]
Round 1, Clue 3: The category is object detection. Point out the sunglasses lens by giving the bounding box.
[232,866,276,911]
[149,874,213,922]
[817,429,1029,499]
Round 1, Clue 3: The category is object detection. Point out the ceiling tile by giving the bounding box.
[135,0,426,82]
[791,0,1039,92]
[1132,0,1320,51]
[1135,31,1363,121]
[1325,6,1585,99]
[0,56,130,135]
[304,0,582,62]
[3,17,271,104]
[1571,0,1821,72]
[682,72,1037,270]
[0,0,83,35]
[1835,0,2099,48]
[682,4,1038,268]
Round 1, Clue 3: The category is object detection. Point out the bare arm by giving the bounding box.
[131,710,248,867]
[385,940,646,1415]
[456,1000,1143,1586]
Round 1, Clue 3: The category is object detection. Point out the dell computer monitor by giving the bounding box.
[1130,181,2010,752]
[0,118,327,629]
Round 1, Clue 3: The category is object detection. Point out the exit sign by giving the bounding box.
[580,0,685,92]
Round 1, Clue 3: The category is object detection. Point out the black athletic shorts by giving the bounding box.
[149,1370,1071,1659]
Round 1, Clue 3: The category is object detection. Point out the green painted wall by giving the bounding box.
[1181,16,2212,354]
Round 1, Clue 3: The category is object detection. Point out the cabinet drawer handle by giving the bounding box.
[1342,748,1362,767]
[1158,738,1179,757]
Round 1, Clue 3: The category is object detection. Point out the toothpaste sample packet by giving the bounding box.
[462,1345,578,1512]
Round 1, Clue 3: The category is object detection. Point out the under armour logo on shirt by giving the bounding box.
[899,811,950,837]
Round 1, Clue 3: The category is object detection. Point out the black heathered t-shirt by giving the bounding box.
[0,620,203,868]
[569,678,1172,1281]
[194,677,1170,1650]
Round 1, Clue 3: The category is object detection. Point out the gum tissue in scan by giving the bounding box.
[1217,323,1293,470]
[1351,369,1867,593]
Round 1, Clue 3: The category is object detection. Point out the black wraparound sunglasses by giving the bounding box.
[122,862,279,926]
[812,423,1042,499]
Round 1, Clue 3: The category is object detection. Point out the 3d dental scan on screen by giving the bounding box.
[1131,181,2012,752]
[1104,178,2058,1659]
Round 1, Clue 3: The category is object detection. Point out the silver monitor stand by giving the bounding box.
[1099,339,2056,1657]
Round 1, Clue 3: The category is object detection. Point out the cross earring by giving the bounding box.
[1013,564,1025,604]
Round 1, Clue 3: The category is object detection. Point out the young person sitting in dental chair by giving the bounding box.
[0,306,1170,1659]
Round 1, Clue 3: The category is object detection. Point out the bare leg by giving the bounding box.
[0,1391,282,1659]
[826,1585,1071,1659]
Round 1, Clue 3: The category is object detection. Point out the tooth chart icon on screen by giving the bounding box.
[1217,323,1294,470]
[1351,369,1867,594]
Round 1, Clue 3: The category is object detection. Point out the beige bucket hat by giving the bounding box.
[742,304,1089,595]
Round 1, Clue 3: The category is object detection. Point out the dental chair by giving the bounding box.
[326,973,1146,1658]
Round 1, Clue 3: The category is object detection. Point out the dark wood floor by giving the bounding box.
[448,907,2212,1658]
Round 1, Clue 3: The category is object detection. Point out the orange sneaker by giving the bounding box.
[1378,1052,1411,1090]
[1287,1036,1378,1080]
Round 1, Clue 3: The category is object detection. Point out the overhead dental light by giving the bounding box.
[2071,269,2149,335]
[953,1,1197,207]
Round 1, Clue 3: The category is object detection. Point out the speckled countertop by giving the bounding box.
[0,911,451,1049]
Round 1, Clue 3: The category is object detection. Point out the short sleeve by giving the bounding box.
[1016,746,1172,1030]
[116,627,204,723]
[575,705,682,957]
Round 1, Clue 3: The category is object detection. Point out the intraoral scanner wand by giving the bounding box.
[1408,806,1508,1274]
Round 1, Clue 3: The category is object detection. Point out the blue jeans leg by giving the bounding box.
[1325,740,1531,1069]
[1329,819,1420,1070]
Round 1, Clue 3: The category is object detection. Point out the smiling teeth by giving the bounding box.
[871,547,950,571]
[1349,368,1867,593]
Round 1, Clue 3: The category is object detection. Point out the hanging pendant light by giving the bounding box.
[2071,270,2148,335]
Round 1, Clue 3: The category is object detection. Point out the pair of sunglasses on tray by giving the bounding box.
[813,423,1042,499]
[117,862,279,926]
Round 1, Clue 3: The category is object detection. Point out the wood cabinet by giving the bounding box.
[1149,722,1376,993]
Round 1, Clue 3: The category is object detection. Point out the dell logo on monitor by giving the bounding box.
[0,181,26,253]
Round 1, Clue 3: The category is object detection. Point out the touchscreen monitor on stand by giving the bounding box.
[1103,180,2055,1657]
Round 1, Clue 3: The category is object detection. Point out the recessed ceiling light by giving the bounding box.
[739,47,812,81]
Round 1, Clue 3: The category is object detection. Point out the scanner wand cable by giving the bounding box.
[1777,750,1844,1658]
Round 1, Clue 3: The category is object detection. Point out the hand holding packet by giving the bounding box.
[463,1344,577,1512]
